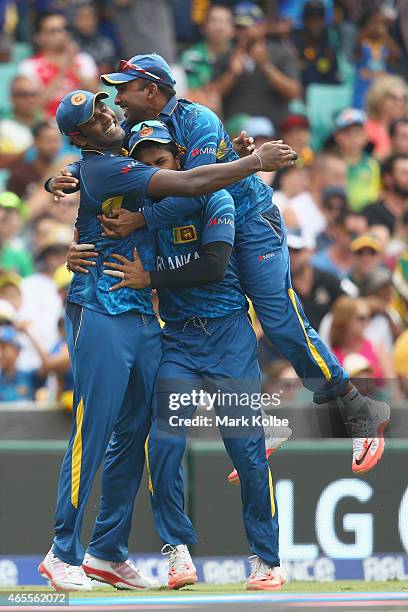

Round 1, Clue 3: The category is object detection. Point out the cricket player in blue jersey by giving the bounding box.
[40,90,294,592]
[54,53,390,475]
[89,122,285,591]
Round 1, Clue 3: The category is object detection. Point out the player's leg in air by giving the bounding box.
[234,207,390,476]
[147,311,285,591]
[38,304,162,591]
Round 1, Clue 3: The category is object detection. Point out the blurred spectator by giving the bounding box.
[391,252,408,330]
[360,266,401,351]
[243,115,276,184]
[211,2,301,125]
[0,326,41,401]
[18,223,70,371]
[389,117,408,156]
[312,209,362,279]
[363,153,408,235]
[288,233,345,329]
[293,1,340,88]
[19,10,98,119]
[0,0,18,62]
[394,328,408,398]
[342,352,376,397]
[315,186,348,251]
[0,192,33,277]
[284,153,346,247]
[7,121,61,199]
[181,5,234,90]
[0,271,21,311]
[352,8,400,110]
[365,75,407,159]
[276,0,334,29]
[71,2,117,73]
[330,296,392,381]
[0,76,41,169]
[280,114,314,166]
[273,165,310,212]
[332,108,381,211]
[348,234,383,291]
[111,0,176,64]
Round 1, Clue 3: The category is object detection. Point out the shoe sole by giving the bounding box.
[168,573,197,590]
[246,576,286,591]
[83,565,152,590]
[228,437,290,485]
[38,563,91,592]
[352,417,389,475]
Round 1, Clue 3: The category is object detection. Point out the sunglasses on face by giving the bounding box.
[116,60,162,81]
[355,314,370,323]
[355,248,377,257]
[13,90,38,98]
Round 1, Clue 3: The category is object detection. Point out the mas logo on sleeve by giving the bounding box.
[173,225,198,243]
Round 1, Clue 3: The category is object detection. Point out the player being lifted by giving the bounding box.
[55,54,390,474]
[40,90,295,592]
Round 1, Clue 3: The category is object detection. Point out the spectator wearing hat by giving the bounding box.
[7,122,62,200]
[342,352,376,398]
[0,76,42,170]
[348,234,383,290]
[315,186,349,251]
[71,2,117,73]
[352,8,400,110]
[280,114,314,166]
[389,118,408,156]
[19,10,99,119]
[312,209,364,279]
[394,329,408,398]
[333,108,381,212]
[0,192,33,277]
[288,232,346,330]
[293,1,340,88]
[243,116,276,185]
[211,2,301,126]
[363,153,408,235]
[18,224,70,371]
[0,326,41,401]
[0,271,22,312]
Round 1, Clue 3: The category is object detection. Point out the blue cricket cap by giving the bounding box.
[0,326,22,350]
[129,120,172,156]
[101,53,176,89]
[335,108,367,132]
[234,2,264,26]
[56,90,109,136]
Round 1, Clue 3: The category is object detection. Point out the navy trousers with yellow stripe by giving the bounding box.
[235,205,349,404]
[147,311,280,567]
[53,303,161,566]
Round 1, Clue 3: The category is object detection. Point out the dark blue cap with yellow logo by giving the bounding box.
[129,120,172,155]
[56,90,109,136]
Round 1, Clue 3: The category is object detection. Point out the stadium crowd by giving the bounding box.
[0,0,407,405]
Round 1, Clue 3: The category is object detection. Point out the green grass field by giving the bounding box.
[1,581,408,597]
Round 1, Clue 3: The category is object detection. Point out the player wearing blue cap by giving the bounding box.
[40,90,296,591]
[71,120,285,591]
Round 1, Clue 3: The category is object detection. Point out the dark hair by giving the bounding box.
[381,153,408,178]
[34,10,65,33]
[131,140,179,160]
[357,7,381,29]
[389,117,408,139]
[137,78,176,101]
[32,120,57,139]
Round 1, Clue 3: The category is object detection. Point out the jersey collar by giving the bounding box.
[158,95,178,119]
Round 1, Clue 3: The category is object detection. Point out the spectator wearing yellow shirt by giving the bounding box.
[333,108,381,212]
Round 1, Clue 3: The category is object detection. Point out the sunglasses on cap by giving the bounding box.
[116,60,162,81]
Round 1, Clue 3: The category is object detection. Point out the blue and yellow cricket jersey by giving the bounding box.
[68,151,159,316]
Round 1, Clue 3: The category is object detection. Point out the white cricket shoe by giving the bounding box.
[246,555,286,591]
[161,544,197,589]
[38,549,92,591]
[82,553,159,589]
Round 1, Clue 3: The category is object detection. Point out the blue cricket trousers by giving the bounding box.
[147,311,281,567]
[53,303,162,566]
[235,205,349,404]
